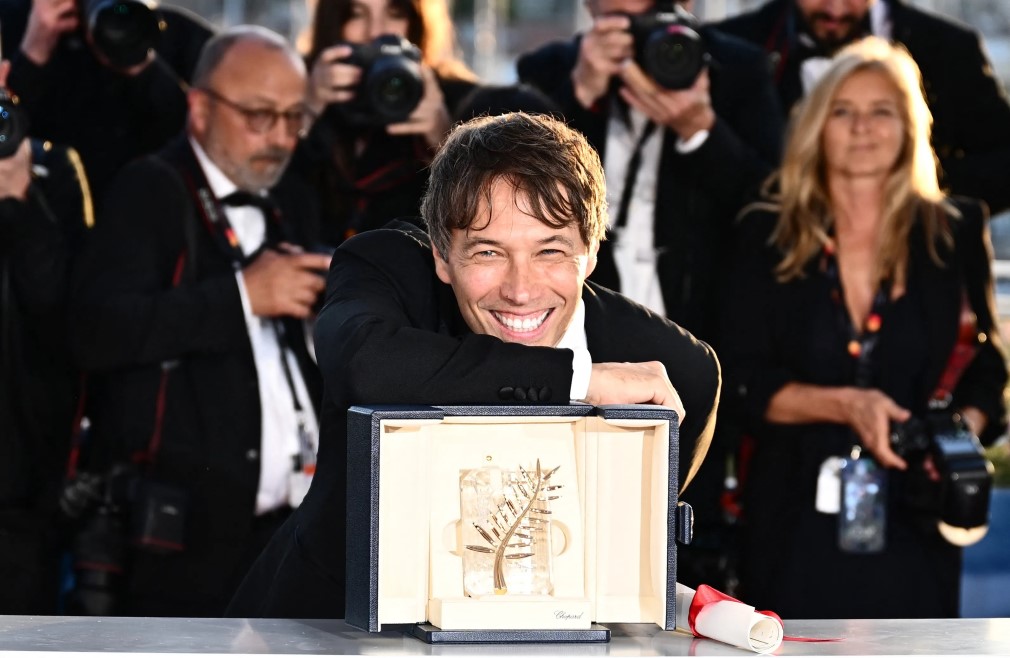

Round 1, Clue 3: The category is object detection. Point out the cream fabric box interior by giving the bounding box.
[344,404,692,641]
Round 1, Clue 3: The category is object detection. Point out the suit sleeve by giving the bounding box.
[70,158,248,371]
[315,227,577,408]
[950,201,1009,443]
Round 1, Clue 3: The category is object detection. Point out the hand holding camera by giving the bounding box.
[21,0,80,66]
[840,387,911,470]
[242,245,331,320]
[620,63,714,141]
[572,14,634,109]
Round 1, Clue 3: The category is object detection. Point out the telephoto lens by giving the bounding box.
[628,1,709,90]
[85,0,164,70]
[337,35,424,126]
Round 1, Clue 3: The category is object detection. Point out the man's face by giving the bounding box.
[189,41,307,191]
[796,0,873,48]
[433,179,599,348]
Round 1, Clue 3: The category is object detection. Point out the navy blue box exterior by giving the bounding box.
[344,404,682,634]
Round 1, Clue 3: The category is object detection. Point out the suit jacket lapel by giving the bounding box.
[908,220,960,395]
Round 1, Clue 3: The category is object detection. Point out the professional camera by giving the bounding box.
[336,34,424,126]
[627,1,709,90]
[0,89,28,159]
[890,413,994,546]
[84,0,164,70]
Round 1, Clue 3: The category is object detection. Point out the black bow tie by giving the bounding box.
[219,190,277,215]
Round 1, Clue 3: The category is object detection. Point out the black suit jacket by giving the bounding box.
[70,136,322,615]
[717,0,1010,214]
[227,220,721,619]
[516,27,784,342]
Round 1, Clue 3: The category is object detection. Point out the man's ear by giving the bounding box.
[188,88,210,138]
[432,244,452,285]
[585,239,600,278]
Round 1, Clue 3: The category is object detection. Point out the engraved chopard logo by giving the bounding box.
[554,610,584,620]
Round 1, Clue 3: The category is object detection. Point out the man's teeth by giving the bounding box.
[495,311,549,332]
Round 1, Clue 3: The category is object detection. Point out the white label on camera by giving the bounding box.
[815,456,845,514]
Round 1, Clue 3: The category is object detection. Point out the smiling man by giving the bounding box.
[228,112,721,618]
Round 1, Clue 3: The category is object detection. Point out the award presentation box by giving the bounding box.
[344,404,694,644]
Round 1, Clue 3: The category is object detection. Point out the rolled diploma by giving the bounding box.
[675,584,783,654]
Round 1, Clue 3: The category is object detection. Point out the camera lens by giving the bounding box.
[643,26,706,90]
[366,57,424,124]
[88,0,163,69]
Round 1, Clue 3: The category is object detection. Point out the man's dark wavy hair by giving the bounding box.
[422,112,608,257]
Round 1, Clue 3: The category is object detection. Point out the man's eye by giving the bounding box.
[539,249,565,257]
[475,250,498,259]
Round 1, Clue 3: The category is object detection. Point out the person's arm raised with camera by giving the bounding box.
[241,245,331,319]
[571,14,632,109]
[619,60,715,142]
[21,0,80,66]
[306,44,361,116]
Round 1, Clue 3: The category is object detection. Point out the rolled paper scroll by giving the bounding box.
[675,583,783,654]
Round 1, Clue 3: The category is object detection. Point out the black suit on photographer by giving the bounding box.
[68,28,328,617]
[0,60,91,612]
[2,0,214,205]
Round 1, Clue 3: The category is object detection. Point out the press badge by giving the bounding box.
[838,454,887,554]
[815,456,845,513]
[288,419,316,508]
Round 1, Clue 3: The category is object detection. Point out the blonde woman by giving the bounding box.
[721,37,1007,618]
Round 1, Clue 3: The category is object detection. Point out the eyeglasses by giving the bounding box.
[198,87,312,138]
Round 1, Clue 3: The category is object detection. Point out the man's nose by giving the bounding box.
[501,260,533,305]
[266,116,297,149]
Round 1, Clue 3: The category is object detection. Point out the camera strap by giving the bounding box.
[820,239,892,389]
[930,290,979,408]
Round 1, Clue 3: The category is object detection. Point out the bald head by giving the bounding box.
[192,25,305,90]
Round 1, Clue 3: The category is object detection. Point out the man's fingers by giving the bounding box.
[293,253,333,272]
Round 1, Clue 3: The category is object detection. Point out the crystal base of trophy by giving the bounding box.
[345,404,693,644]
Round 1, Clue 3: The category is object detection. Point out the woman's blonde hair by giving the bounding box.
[304,0,474,81]
[766,36,954,284]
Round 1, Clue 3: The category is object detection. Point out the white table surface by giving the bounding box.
[1,616,1008,657]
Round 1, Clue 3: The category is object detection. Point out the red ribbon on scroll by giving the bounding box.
[688,584,841,643]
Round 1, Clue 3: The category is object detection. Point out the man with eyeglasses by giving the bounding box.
[69,26,330,617]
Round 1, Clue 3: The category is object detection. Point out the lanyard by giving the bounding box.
[612,120,658,230]
[820,240,892,389]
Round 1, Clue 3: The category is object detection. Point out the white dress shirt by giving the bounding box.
[800,0,893,95]
[555,298,592,401]
[190,138,319,514]
[603,100,710,317]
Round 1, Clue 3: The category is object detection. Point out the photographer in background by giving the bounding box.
[721,38,1007,618]
[284,0,477,247]
[517,0,782,590]
[716,0,1010,215]
[69,26,328,617]
[0,0,214,204]
[0,55,91,614]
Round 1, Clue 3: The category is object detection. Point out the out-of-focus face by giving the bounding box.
[822,68,904,181]
[796,0,873,48]
[189,41,308,191]
[341,0,411,43]
[433,179,599,348]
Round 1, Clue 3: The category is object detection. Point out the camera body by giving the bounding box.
[890,413,994,543]
[59,464,189,614]
[627,2,709,90]
[336,35,424,126]
[84,0,164,70]
[0,89,29,159]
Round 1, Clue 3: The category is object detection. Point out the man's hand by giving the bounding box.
[585,361,686,420]
[22,0,80,66]
[0,139,32,201]
[241,248,331,319]
[620,64,715,141]
[841,388,911,470]
[571,15,632,109]
[386,65,451,150]
[306,45,360,115]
